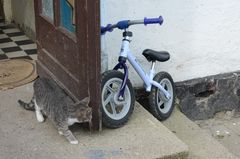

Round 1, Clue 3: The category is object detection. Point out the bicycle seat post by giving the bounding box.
[149,61,156,84]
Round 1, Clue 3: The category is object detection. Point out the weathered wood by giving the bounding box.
[86,0,101,130]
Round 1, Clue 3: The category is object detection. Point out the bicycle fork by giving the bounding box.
[113,57,128,101]
[113,32,131,102]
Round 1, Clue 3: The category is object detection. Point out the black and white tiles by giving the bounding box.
[0,18,37,61]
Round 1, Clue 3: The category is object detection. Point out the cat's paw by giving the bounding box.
[36,111,44,122]
[37,115,44,122]
[58,131,63,135]
[70,140,79,145]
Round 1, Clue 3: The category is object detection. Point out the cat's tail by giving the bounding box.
[18,99,35,111]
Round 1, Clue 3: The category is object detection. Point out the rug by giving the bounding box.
[0,59,37,90]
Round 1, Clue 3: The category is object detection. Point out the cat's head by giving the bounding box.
[73,97,92,122]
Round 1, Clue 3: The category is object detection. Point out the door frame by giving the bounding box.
[0,0,4,18]
[85,0,101,130]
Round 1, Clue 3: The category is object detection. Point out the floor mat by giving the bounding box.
[0,59,37,90]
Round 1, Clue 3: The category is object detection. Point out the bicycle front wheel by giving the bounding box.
[101,70,135,128]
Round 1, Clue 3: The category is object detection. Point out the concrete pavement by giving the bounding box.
[0,83,188,159]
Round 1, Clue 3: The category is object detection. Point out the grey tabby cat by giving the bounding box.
[18,78,92,144]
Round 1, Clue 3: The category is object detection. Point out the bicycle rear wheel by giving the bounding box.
[101,70,135,128]
[149,72,175,121]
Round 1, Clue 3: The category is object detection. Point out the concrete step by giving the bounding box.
[163,107,238,159]
[0,84,188,159]
[111,102,189,159]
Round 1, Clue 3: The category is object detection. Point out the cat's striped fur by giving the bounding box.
[18,78,92,144]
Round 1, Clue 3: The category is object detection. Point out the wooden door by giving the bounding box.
[0,0,4,18]
[34,0,101,130]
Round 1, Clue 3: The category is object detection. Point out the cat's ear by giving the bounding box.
[80,97,90,105]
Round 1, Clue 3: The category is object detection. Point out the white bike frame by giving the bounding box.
[119,33,171,100]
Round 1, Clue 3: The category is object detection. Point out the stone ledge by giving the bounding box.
[176,71,240,120]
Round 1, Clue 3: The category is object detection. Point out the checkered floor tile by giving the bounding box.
[0,18,37,61]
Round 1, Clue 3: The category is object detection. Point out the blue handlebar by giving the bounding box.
[101,16,164,35]
[144,16,163,25]
[117,20,130,30]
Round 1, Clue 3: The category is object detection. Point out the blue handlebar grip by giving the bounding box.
[101,24,113,35]
[144,16,164,25]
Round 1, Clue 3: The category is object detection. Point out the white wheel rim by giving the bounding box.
[102,78,131,120]
[157,78,174,114]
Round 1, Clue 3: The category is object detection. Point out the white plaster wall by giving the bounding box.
[102,0,240,87]
[101,1,108,73]
[11,0,36,39]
